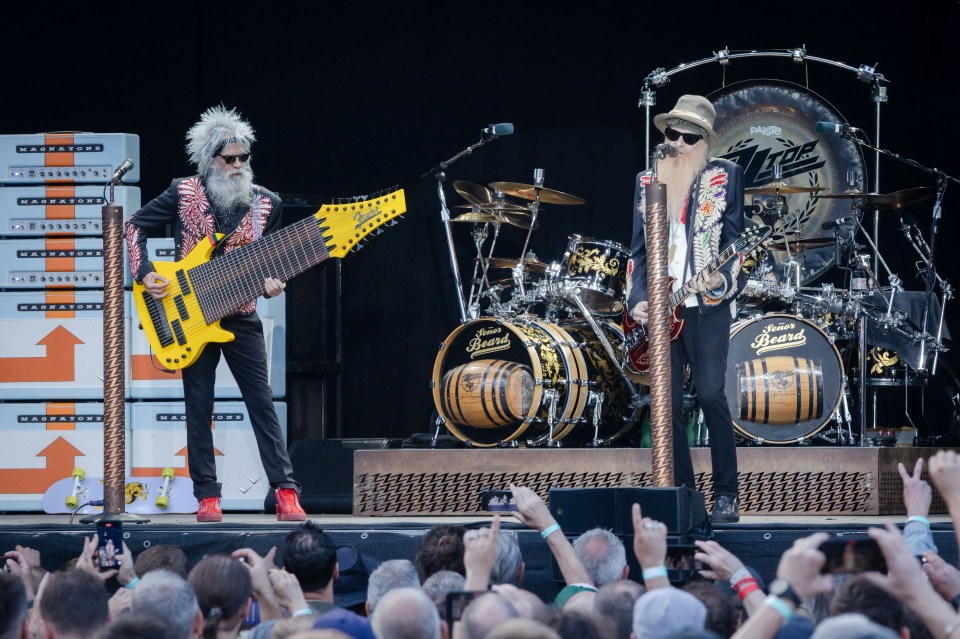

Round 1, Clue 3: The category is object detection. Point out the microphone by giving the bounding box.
[815,121,861,135]
[822,216,857,230]
[482,123,514,137]
[110,159,135,183]
[655,143,680,158]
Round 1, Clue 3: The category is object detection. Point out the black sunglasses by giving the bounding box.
[218,153,251,164]
[664,127,704,145]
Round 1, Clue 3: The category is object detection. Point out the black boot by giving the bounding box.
[712,494,740,524]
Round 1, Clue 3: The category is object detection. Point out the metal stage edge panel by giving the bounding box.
[353,447,958,517]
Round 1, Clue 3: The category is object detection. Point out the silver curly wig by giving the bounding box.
[185,105,256,175]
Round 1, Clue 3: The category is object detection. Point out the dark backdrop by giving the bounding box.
[3,3,957,442]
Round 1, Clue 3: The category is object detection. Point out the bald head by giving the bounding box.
[461,593,519,639]
[371,587,441,639]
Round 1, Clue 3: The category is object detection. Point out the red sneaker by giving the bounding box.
[196,497,222,522]
[275,488,306,521]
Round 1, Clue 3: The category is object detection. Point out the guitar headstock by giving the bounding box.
[316,188,407,258]
[735,225,772,253]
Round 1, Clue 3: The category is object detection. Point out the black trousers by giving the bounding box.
[181,312,300,500]
[670,306,739,497]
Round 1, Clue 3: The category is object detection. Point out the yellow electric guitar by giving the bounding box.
[133,188,406,370]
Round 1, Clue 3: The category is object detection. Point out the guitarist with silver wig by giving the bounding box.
[626,95,748,523]
[124,105,306,523]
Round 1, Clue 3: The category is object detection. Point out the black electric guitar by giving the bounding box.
[621,225,771,377]
[133,188,406,370]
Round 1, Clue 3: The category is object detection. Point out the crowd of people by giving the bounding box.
[5,450,960,639]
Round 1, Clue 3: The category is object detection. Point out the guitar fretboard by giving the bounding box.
[189,214,330,323]
[670,244,737,310]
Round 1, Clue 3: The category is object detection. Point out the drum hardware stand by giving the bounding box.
[585,390,606,447]
[639,47,888,171]
[466,217,497,319]
[566,287,647,411]
[831,133,959,375]
[515,169,545,298]
[422,124,514,323]
[541,388,562,448]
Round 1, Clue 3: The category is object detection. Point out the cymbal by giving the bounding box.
[489,181,586,205]
[484,257,548,272]
[816,187,934,211]
[454,203,530,213]
[453,180,495,206]
[766,237,836,251]
[746,182,826,195]
[862,187,935,211]
[816,189,874,199]
[451,210,539,230]
[451,211,502,224]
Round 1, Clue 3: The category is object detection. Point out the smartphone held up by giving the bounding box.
[97,522,123,570]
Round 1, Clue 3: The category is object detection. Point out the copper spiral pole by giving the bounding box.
[101,203,127,513]
[644,180,674,488]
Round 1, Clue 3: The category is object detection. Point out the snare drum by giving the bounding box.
[726,313,844,444]
[560,235,628,315]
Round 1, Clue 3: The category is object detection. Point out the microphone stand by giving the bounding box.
[836,130,957,374]
[421,130,507,324]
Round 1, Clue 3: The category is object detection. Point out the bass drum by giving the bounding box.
[726,314,844,444]
[710,80,867,285]
[432,317,588,447]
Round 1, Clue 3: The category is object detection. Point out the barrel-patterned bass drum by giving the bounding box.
[432,317,637,447]
[726,313,845,444]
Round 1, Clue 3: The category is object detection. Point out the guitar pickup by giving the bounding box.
[141,291,174,347]
[176,269,192,296]
[170,319,187,346]
[173,295,190,321]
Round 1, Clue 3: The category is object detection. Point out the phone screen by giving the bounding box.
[97,522,123,570]
[480,490,518,512]
[820,537,886,574]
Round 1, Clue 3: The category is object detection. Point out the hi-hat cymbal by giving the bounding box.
[489,181,586,205]
[453,180,495,206]
[484,257,548,272]
[451,210,539,230]
[451,211,502,224]
[454,203,530,213]
[746,182,826,195]
[766,237,836,251]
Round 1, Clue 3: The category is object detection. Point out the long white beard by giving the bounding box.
[205,163,254,210]
[657,146,708,222]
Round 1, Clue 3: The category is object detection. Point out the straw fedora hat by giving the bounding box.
[653,94,720,147]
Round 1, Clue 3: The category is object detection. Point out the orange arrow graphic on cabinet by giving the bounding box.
[132,445,222,478]
[0,326,84,382]
[0,437,85,493]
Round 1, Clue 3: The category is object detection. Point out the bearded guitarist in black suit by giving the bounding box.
[626,95,747,523]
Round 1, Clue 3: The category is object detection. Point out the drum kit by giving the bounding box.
[431,167,957,449]
[732,177,956,446]
[431,175,647,448]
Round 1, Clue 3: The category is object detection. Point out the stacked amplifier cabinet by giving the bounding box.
[0,132,287,512]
